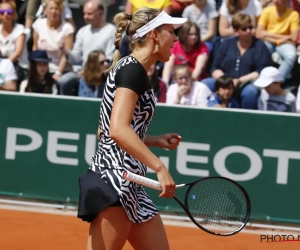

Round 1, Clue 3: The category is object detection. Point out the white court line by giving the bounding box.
[0,204,77,216]
[0,203,299,235]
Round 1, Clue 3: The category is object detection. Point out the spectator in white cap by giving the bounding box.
[254,66,296,113]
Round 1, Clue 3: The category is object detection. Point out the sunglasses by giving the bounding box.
[0,9,13,15]
[99,59,109,65]
[240,25,254,32]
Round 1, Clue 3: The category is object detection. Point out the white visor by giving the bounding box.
[132,11,187,40]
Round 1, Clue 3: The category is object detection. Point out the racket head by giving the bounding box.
[184,176,251,236]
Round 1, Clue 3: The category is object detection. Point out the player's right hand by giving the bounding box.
[177,85,189,97]
[156,167,176,198]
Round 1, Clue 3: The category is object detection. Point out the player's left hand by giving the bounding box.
[157,133,182,150]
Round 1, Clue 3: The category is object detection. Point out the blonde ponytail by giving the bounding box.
[106,12,132,72]
[107,7,161,73]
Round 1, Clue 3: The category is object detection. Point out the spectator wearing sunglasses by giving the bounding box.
[219,0,262,38]
[0,1,29,86]
[78,50,109,98]
[201,13,271,109]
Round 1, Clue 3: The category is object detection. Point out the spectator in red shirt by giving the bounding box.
[162,21,209,85]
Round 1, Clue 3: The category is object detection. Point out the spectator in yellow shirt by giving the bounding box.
[125,0,172,14]
[256,0,299,81]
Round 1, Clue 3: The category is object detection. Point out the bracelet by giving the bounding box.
[276,39,281,46]
[55,70,62,76]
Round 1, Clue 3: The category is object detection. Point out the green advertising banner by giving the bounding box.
[1,92,300,224]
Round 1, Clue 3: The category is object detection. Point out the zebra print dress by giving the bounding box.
[88,56,158,223]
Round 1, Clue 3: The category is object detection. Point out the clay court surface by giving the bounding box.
[1,208,299,250]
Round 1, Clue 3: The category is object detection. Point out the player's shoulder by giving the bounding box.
[113,56,151,95]
[113,56,149,84]
[114,56,144,73]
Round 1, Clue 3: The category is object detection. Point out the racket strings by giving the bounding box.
[186,178,248,235]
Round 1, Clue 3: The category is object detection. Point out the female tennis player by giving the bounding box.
[77,7,187,250]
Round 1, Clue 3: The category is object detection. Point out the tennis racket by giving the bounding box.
[123,171,251,236]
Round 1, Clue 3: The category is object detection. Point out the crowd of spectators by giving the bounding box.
[1,0,300,114]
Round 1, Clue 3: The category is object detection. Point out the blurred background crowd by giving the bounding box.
[1,0,300,113]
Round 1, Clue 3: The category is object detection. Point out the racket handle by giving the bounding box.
[123,171,162,191]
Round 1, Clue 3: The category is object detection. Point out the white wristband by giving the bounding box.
[55,70,62,76]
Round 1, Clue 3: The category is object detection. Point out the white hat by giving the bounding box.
[132,11,187,40]
[253,66,283,88]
